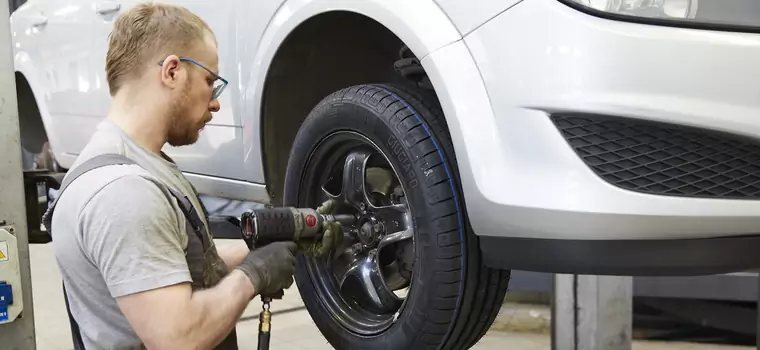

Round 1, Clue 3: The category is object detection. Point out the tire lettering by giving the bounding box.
[387,135,419,189]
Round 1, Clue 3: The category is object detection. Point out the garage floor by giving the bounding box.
[28,241,753,350]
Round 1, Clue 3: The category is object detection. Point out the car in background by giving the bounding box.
[10,0,760,348]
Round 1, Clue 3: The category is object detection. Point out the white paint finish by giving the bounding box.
[184,173,271,203]
[12,0,56,155]
[449,0,760,240]
[162,125,247,181]
[434,0,524,35]
[240,0,462,183]
[465,0,760,139]
[12,0,462,186]
[12,2,72,167]
[234,0,286,128]
[36,0,102,156]
[11,0,760,243]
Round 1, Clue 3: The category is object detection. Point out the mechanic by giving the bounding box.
[41,3,297,350]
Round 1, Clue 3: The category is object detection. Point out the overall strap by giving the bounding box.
[43,153,138,350]
[61,153,138,191]
[42,153,138,235]
[43,153,208,349]
[43,153,206,240]
[165,186,209,249]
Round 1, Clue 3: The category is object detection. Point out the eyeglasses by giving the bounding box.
[158,57,228,100]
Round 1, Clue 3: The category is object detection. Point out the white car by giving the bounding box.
[11,0,760,348]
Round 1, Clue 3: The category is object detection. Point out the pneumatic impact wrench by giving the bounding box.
[237,202,355,350]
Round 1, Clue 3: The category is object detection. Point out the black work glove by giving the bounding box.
[235,242,298,296]
[297,199,344,258]
[297,219,343,258]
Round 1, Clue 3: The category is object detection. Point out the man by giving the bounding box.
[43,3,297,349]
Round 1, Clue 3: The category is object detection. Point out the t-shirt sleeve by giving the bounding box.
[79,174,192,298]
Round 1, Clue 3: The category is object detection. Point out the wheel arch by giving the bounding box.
[13,52,62,164]
[14,71,47,154]
[253,0,467,205]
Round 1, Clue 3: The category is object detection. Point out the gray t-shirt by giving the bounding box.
[50,119,210,349]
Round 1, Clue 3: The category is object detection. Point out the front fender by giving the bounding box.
[13,51,69,168]
[240,0,463,183]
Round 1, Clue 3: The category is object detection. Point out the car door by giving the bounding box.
[88,0,128,129]
[36,0,103,157]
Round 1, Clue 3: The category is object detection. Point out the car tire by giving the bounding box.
[283,83,511,350]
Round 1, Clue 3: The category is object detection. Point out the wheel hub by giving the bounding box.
[357,217,378,247]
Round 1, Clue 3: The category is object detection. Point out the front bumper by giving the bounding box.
[450,0,760,241]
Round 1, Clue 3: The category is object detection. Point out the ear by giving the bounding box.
[159,55,182,88]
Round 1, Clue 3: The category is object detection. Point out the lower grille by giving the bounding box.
[551,114,760,199]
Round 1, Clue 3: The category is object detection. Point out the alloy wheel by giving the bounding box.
[299,131,416,336]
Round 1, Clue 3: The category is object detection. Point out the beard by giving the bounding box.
[166,81,208,147]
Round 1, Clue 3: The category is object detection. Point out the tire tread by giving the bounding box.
[369,84,511,350]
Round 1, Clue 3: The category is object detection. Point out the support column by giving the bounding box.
[0,0,37,347]
[552,274,632,350]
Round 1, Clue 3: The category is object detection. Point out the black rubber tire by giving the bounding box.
[283,83,511,350]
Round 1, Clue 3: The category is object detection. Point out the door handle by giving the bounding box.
[31,15,47,27]
[95,2,120,15]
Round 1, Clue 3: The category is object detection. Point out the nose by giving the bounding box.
[209,98,220,112]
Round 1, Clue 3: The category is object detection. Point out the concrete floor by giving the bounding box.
[27,240,754,350]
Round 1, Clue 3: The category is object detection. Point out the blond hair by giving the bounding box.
[105,2,214,96]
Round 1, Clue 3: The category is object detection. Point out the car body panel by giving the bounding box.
[15,0,99,158]
[238,0,463,184]
[11,0,760,249]
[459,0,760,240]
[433,0,524,35]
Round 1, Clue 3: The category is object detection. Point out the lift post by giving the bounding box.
[552,274,633,350]
[0,0,37,347]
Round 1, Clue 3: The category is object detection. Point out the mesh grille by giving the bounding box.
[551,114,760,199]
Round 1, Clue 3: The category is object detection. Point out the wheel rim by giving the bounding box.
[299,131,416,336]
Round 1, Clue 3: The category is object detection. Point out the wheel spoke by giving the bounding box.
[378,227,413,252]
[341,150,372,208]
[321,185,340,201]
[338,251,403,314]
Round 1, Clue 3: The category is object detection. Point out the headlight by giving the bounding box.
[564,0,760,30]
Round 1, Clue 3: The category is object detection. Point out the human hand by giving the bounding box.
[298,219,343,258]
[297,200,344,257]
[234,241,297,296]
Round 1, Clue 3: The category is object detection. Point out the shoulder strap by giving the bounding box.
[43,153,207,240]
[59,153,138,195]
[160,151,210,228]
[165,186,206,241]
[42,153,138,235]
